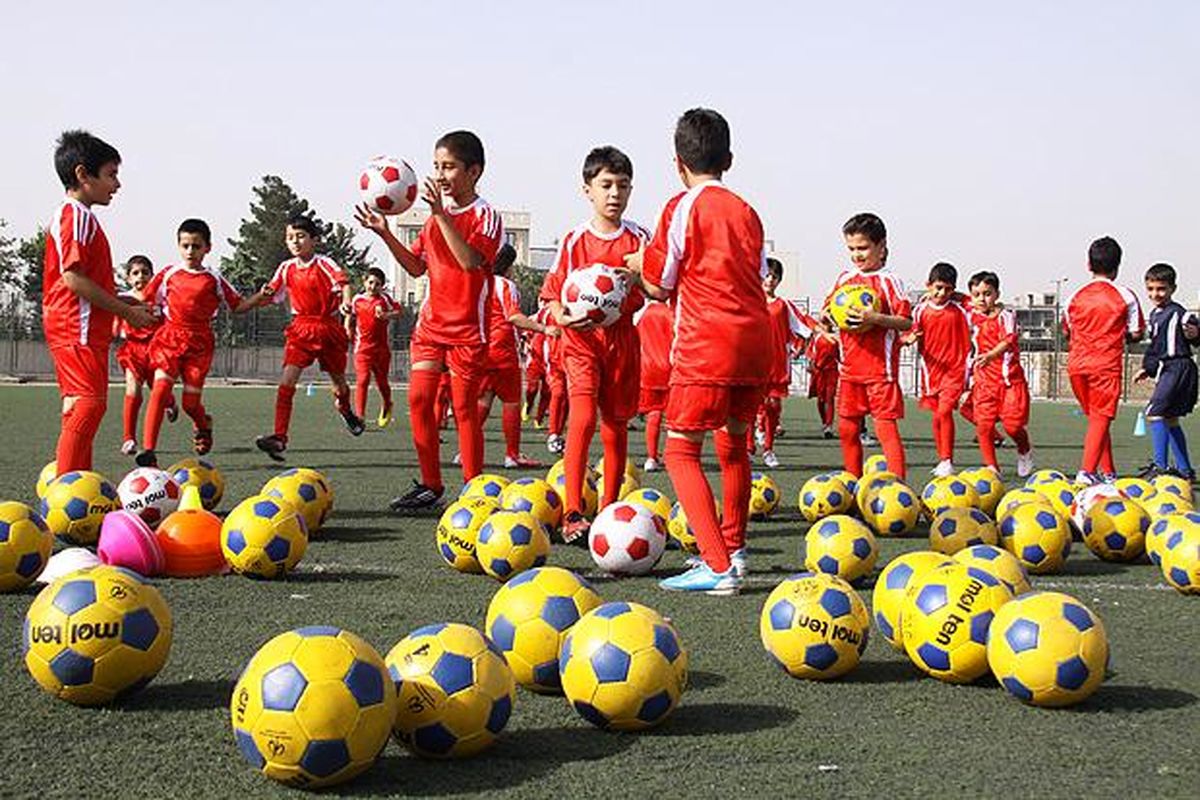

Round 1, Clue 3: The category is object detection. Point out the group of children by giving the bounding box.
[40,115,1199,595]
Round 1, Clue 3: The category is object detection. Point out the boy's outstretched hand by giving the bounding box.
[122,302,158,329]
[354,203,389,235]
[421,177,445,216]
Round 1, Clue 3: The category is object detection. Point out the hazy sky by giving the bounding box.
[3,0,1197,304]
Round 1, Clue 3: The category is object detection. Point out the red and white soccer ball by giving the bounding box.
[1069,483,1127,532]
[359,156,418,215]
[561,264,627,328]
[588,502,667,576]
[117,467,181,527]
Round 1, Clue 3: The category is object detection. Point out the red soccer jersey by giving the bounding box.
[540,220,649,318]
[642,182,769,386]
[1063,276,1144,376]
[487,275,523,367]
[116,290,159,343]
[352,291,399,352]
[43,199,116,348]
[144,264,242,329]
[266,256,348,319]
[766,296,812,387]
[971,308,1025,386]
[411,197,504,345]
[825,266,911,383]
[808,332,839,371]
[635,300,674,390]
[912,296,972,394]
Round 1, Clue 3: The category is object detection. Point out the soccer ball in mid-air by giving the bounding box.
[40,471,119,546]
[1159,523,1200,594]
[987,591,1109,707]
[117,467,180,527]
[1082,497,1149,562]
[231,626,395,787]
[871,551,953,651]
[561,264,627,328]
[804,515,878,584]
[559,602,688,731]
[953,544,1032,595]
[827,284,880,330]
[262,468,334,536]
[999,504,1072,574]
[958,468,1006,516]
[436,498,498,574]
[928,508,999,555]
[500,478,563,534]
[761,572,870,679]
[359,155,418,215]
[167,457,225,511]
[1146,511,1200,567]
[24,565,172,705]
[220,495,309,579]
[624,488,672,528]
[922,476,980,517]
[485,566,602,693]
[0,501,54,592]
[798,473,854,522]
[460,473,510,502]
[386,623,515,758]
[749,472,781,519]
[589,502,667,576]
[863,481,922,536]
[476,510,551,581]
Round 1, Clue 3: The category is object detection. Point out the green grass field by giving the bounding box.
[1,384,1197,799]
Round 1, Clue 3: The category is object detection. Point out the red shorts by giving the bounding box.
[666,383,765,432]
[919,376,967,413]
[808,368,838,399]
[354,347,391,376]
[838,380,905,421]
[639,386,669,414]
[284,317,349,376]
[974,379,1030,430]
[1070,371,1120,419]
[410,325,486,386]
[150,324,215,388]
[562,327,640,422]
[767,382,790,399]
[50,343,109,399]
[481,364,522,404]
[525,359,545,385]
[115,339,154,383]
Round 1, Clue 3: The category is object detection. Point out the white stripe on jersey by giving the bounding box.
[660,184,712,290]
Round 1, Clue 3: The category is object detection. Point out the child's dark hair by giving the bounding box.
[582,146,633,183]
[436,130,485,170]
[928,262,957,286]
[125,255,153,274]
[366,267,387,284]
[765,257,783,281]
[968,270,1000,292]
[54,130,121,190]
[493,243,518,277]
[674,108,732,176]
[1088,236,1122,278]
[286,214,321,238]
[842,213,887,244]
[177,218,212,246]
[1145,262,1176,287]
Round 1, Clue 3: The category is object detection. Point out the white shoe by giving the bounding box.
[684,548,748,578]
[644,457,661,472]
[121,439,137,456]
[1074,470,1097,487]
[933,459,954,478]
[754,428,766,448]
[763,450,780,469]
[1016,450,1035,479]
[860,432,878,446]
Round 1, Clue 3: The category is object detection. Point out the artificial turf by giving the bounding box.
[0,384,1196,799]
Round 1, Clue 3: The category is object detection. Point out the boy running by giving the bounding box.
[115,255,176,454]
[347,267,403,427]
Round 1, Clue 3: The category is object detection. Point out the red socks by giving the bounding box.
[713,429,750,553]
[838,417,865,476]
[564,395,598,515]
[122,393,142,443]
[409,369,443,492]
[274,384,296,439]
[977,420,999,468]
[56,395,106,473]
[142,378,174,450]
[1005,424,1031,456]
[548,382,568,437]
[450,374,482,481]
[181,391,207,428]
[502,404,522,460]
[599,418,628,508]
[932,406,955,462]
[1082,415,1111,475]
[375,363,392,410]
[536,382,551,424]
[664,436,729,573]
[645,411,663,461]
[762,398,781,452]
[876,419,906,479]
[354,372,370,418]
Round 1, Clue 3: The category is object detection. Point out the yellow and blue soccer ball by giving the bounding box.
[436,497,498,574]
[501,478,563,533]
[1025,469,1068,487]
[595,469,640,503]
[460,473,510,503]
[987,592,1108,707]
[0,501,53,592]
[1026,477,1076,520]
[666,501,720,554]
[959,468,1006,516]
[922,476,980,517]
[594,455,638,482]
[262,468,334,536]
[24,565,172,705]
[1082,497,1149,562]
[1140,493,1191,520]
[827,284,881,330]
[954,544,1032,595]
[36,461,58,499]
[167,457,225,511]
[863,481,922,536]
[40,470,119,546]
[559,602,688,731]
[761,572,870,679]
[221,495,309,579]
[548,469,598,518]
[871,551,953,651]
[1159,523,1200,594]
[901,562,1014,683]
[832,470,860,498]
[804,515,878,584]
[1150,473,1194,508]
[231,626,395,787]
[929,507,999,555]
[798,473,854,522]
[485,566,602,693]
[854,471,901,513]
[1147,511,1200,567]
[999,504,1071,574]
[624,488,672,528]
[386,622,515,758]
[476,510,551,581]
[997,487,1054,518]
[749,472,781,519]
[863,454,889,475]
[1112,477,1157,504]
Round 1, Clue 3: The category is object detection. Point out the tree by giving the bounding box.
[221,175,373,290]
[510,262,547,315]
[17,229,47,333]
[0,219,17,292]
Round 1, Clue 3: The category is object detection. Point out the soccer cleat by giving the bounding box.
[932,459,954,478]
[193,415,213,455]
[121,439,137,456]
[255,434,288,462]
[822,425,834,440]
[504,453,543,469]
[860,431,878,446]
[561,512,590,544]
[342,410,366,436]
[521,406,530,423]
[1016,449,1036,479]
[684,548,747,578]
[532,418,544,430]
[763,450,780,469]
[1100,472,1119,484]
[659,562,742,596]
[134,449,158,468]
[389,480,444,511]
[165,403,178,424]
[1074,470,1099,487]
[377,404,393,428]
[643,457,661,473]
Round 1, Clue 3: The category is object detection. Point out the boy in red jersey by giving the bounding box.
[806,326,840,438]
[541,146,649,541]
[252,215,363,460]
[356,131,504,509]
[905,262,972,477]
[541,310,568,451]
[967,271,1035,476]
[478,244,553,468]
[115,255,176,455]
[135,219,255,467]
[625,108,769,595]
[43,130,157,474]
[1063,236,1144,483]
[347,267,403,427]
[636,298,673,472]
[758,258,812,468]
[824,214,913,478]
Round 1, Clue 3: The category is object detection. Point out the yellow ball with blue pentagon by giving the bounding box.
[1147,511,1200,567]
[559,602,688,731]
[804,514,878,584]
[476,510,551,582]
[1026,477,1076,520]
[0,501,54,592]
[863,453,889,475]
[1112,477,1158,505]
[221,494,308,579]
[624,488,672,528]
[1140,493,1191,521]
[862,480,922,537]
[436,497,498,574]
[36,461,58,500]
[666,500,719,553]
[953,544,1032,596]
[500,477,563,533]
[1159,522,1200,594]
[749,472,781,520]
[999,504,1072,574]
[798,473,854,522]
[929,507,998,555]
[922,475,980,517]
[959,468,1006,516]
[231,626,395,787]
[761,572,870,680]
[167,457,225,511]
[262,468,334,536]
[1025,468,1069,487]
[460,473,510,503]
[996,487,1054,518]
[827,284,881,330]
[40,470,119,546]
[1082,496,1149,562]
[854,470,901,514]
[1150,473,1194,508]
[871,551,954,651]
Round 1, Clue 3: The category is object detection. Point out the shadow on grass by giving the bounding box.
[688,669,727,691]
[336,509,428,522]
[1077,684,1198,713]
[121,678,235,711]
[287,569,394,583]
[841,659,923,685]
[1060,558,1132,576]
[648,701,798,736]
[316,525,404,543]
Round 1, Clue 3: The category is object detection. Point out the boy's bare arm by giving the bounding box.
[355,204,425,277]
[63,271,156,327]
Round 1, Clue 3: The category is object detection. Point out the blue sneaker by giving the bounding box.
[684,548,747,577]
[659,562,742,596]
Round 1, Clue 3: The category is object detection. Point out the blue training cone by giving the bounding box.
[305,382,316,397]
[1133,410,1146,437]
